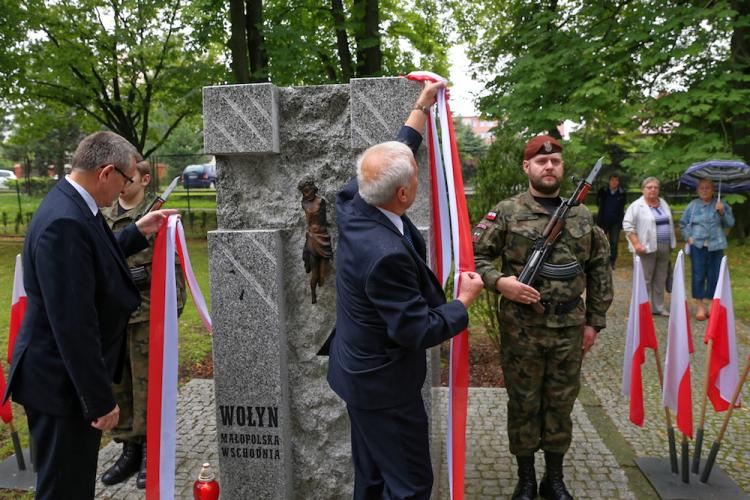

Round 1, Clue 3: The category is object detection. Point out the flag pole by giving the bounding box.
[700,356,750,483]
[681,433,690,483]
[653,346,679,473]
[693,339,713,473]
[7,419,25,471]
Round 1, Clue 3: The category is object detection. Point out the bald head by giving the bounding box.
[357,141,416,207]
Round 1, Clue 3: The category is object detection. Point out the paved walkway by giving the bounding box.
[582,264,750,494]
[93,264,750,499]
[432,389,634,499]
[95,380,218,499]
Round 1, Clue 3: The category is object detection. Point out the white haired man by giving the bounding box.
[325,82,484,499]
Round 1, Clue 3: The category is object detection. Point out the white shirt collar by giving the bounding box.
[376,207,404,235]
[65,175,99,215]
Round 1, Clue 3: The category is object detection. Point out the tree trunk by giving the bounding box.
[729,0,750,240]
[56,150,65,180]
[229,0,250,83]
[318,52,338,81]
[353,0,382,76]
[330,0,353,81]
[245,0,269,82]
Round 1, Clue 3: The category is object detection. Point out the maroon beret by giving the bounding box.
[523,135,563,161]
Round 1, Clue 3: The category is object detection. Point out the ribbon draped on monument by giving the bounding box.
[406,71,474,500]
[147,215,212,500]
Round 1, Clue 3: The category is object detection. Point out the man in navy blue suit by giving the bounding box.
[4,131,175,499]
[327,81,484,499]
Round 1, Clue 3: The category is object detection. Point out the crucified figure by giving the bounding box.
[298,178,332,304]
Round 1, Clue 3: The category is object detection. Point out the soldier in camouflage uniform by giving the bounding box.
[473,135,613,500]
[100,161,186,489]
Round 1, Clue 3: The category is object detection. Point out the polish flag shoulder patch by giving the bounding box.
[486,211,497,221]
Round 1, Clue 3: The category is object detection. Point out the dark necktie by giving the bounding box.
[401,216,420,258]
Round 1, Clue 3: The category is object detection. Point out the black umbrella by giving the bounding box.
[680,160,750,200]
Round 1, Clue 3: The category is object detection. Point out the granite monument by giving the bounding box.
[204,77,441,499]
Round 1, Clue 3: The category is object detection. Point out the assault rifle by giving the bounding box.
[517,157,604,314]
[144,176,181,214]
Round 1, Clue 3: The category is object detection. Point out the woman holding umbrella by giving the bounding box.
[679,179,734,320]
[623,176,676,315]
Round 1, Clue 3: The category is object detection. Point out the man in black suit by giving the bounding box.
[4,131,176,499]
[596,173,626,267]
[327,81,484,500]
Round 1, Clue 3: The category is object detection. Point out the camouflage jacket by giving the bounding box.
[473,190,613,329]
[102,196,186,324]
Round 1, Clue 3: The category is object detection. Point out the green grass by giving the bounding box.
[0,187,218,237]
[0,235,212,467]
[0,186,218,212]
[168,187,218,210]
[0,191,38,213]
[177,238,213,368]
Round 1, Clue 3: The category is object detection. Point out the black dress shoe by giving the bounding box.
[101,442,142,486]
[136,448,147,489]
[539,452,573,500]
[512,455,537,500]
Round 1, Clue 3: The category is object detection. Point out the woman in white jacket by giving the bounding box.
[622,177,676,315]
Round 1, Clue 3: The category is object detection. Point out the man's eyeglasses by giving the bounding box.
[100,164,134,185]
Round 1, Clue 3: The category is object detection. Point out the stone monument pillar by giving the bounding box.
[204,78,439,499]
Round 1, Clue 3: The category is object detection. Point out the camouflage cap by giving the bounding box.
[524,135,563,160]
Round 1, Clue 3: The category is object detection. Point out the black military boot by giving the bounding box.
[539,451,574,500]
[512,454,537,500]
[101,441,142,486]
[136,447,147,489]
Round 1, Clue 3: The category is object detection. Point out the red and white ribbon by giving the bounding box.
[147,215,212,500]
[406,71,474,500]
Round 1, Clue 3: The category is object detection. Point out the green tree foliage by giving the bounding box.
[0,0,28,99]
[455,0,750,237]
[469,127,525,222]
[8,0,224,158]
[225,0,452,85]
[453,118,488,183]
[2,103,85,179]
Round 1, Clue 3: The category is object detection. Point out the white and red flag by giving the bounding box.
[146,215,211,500]
[622,255,658,426]
[7,254,26,364]
[662,251,693,437]
[406,70,473,500]
[704,256,741,412]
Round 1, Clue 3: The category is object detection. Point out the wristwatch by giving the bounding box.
[413,103,430,115]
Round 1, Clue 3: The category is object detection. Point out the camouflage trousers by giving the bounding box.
[501,322,583,456]
[110,321,150,444]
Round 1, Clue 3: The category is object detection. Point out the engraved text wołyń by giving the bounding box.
[219,405,281,460]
